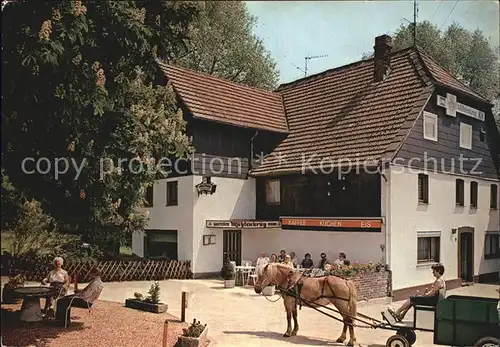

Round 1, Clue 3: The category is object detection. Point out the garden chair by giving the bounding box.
[58,286,103,328]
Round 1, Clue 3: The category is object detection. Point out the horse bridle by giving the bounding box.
[259,264,310,292]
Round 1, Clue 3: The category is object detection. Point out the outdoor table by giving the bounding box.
[234,266,256,286]
[13,286,58,322]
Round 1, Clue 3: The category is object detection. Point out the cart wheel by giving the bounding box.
[474,336,500,347]
[386,335,410,347]
[396,328,416,346]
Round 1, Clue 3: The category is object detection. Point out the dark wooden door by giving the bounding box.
[458,229,473,282]
[223,230,241,265]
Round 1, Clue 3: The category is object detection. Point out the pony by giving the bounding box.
[254,263,358,346]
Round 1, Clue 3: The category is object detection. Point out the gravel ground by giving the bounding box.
[1,300,207,347]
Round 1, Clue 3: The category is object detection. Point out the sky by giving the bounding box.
[245,0,500,84]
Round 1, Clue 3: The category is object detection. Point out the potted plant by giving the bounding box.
[177,319,208,347]
[2,274,25,304]
[125,281,168,313]
[220,253,235,288]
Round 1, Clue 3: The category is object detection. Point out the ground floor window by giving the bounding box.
[485,232,499,259]
[145,230,178,260]
[417,232,440,263]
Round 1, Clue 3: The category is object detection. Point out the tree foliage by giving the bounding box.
[363,21,500,126]
[174,1,279,90]
[4,198,59,257]
[1,1,200,253]
[1,1,278,255]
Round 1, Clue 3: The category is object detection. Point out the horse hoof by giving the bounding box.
[283,333,291,338]
[336,338,346,343]
[291,331,297,336]
[346,342,355,347]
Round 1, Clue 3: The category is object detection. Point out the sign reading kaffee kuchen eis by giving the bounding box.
[280,218,382,232]
[206,220,281,229]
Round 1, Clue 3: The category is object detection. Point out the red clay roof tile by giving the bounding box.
[157,62,288,133]
[251,48,428,175]
[417,50,490,103]
[157,45,491,176]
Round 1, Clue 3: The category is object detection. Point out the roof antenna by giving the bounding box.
[402,0,418,46]
[291,63,306,76]
[413,0,418,46]
[304,55,328,77]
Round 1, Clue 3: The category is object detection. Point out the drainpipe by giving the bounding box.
[384,163,391,270]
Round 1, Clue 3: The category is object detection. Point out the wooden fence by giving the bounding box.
[7,257,193,282]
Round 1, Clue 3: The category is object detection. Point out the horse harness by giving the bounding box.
[262,267,379,329]
[283,270,351,310]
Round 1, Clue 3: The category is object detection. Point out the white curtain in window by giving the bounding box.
[266,180,280,203]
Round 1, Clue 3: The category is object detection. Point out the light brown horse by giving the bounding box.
[254,263,358,346]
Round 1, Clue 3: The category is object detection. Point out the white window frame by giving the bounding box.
[265,179,280,205]
[459,122,472,149]
[423,111,438,141]
[417,231,441,265]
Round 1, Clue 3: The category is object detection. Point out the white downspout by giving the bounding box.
[385,165,391,270]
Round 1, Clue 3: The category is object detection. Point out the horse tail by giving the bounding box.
[346,280,357,318]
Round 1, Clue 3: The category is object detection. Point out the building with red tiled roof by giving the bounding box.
[134,35,500,297]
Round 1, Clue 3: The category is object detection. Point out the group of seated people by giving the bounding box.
[40,256,104,326]
[255,249,350,270]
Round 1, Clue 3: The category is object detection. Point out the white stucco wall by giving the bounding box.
[192,175,256,274]
[241,229,385,266]
[133,176,195,261]
[389,165,500,290]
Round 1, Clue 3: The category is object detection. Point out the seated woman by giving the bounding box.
[388,263,446,321]
[269,253,278,263]
[41,256,71,312]
[300,253,314,269]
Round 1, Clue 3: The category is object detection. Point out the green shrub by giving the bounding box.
[220,253,234,280]
[182,319,206,338]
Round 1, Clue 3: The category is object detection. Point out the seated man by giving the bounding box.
[318,252,329,269]
[388,263,446,321]
[55,268,104,326]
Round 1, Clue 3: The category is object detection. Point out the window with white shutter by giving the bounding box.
[423,112,438,141]
[460,123,472,149]
[265,179,280,205]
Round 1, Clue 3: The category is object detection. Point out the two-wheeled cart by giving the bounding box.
[291,292,499,347]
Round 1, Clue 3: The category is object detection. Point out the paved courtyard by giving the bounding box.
[3,279,498,346]
[95,279,498,347]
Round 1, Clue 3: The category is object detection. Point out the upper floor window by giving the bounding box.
[455,179,464,206]
[166,181,178,206]
[459,123,472,149]
[145,185,154,207]
[265,179,280,205]
[418,173,429,203]
[479,129,486,142]
[470,181,478,208]
[423,111,438,141]
[491,184,498,209]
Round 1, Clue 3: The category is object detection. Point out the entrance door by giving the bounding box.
[458,227,474,283]
[223,230,242,265]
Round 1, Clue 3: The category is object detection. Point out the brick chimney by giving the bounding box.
[373,35,393,82]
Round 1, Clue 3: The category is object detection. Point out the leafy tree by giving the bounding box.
[1,169,20,231]
[1,1,199,254]
[4,198,59,257]
[174,1,279,90]
[1,1,279,256]
[363,21,500,126]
